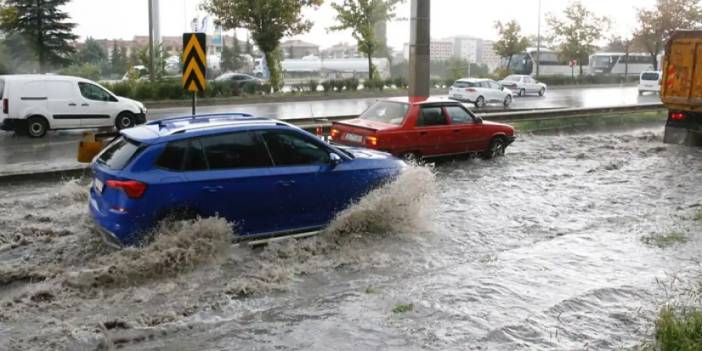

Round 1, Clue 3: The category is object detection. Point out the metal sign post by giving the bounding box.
[182,32,207,115]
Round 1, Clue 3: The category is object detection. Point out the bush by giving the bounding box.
[59,63,101,81]
[366,79,385,91]
[331,79,345,92]
[133,81,155,100]
[384,78,395,89]
[344,78,359,91]
[393,77,408,89]
[307,80,319,92]
[655,306,702,351]
[321,80,333,94]
[157,80,185,100]
[243,82,258,95]
[110,81,134,98]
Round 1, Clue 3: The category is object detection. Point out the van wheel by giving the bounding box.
[116,112,135,130]
[26,116,48,138]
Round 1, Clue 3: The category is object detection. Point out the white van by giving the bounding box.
[0,75,146,137]
[638,71,661,95]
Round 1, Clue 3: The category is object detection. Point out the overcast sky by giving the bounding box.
[64,0,655,49]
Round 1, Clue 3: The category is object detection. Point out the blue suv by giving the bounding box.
[89,113,406,247]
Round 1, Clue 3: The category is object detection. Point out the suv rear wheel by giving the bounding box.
[26,116,48,138]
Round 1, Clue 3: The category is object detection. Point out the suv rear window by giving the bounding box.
[97,137,142,170]
[359,101,409,125]
[641,72,660,81]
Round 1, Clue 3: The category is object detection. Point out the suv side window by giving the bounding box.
[416,107,447,127]
[261,130,330,166]
[155,139,208,171]
[78,82,114,101]
[200,132,272,170]
[445,106,473,124]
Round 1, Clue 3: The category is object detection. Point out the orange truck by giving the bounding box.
[661,30,702,145]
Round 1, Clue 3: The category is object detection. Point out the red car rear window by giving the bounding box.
[359,101,409,125]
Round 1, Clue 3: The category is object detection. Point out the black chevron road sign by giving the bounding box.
[182,33,207,92]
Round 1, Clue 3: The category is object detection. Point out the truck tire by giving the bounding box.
[26,116,48,138]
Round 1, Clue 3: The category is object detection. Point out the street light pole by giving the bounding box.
[536,0,541,78]
[148,0,155,81]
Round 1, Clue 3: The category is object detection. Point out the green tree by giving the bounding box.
[136,44,167,79]
[245,35,252,55]
[547,1,609,76]
[1,0,78,72]
[110,42,128,76]
[493,20,529,73]
[329,0,403,81]
[202,0,323,91]
[221,32,242,72]
[633,0,702,70]
[78,37,107,65]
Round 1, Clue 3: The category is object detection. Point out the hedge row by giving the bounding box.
[101,80,272,101]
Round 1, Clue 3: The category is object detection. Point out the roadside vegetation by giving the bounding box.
[641,231,688,248]
[654,306,702,351]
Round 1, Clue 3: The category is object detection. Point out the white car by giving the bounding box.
[498,74,547,97]
[638,71,661,95]
[0,75,146,137]
[448,78,513,108]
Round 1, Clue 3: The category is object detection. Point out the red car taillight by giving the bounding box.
[2,98,7,114]
[365,135,379,147]
[671,111,686,121]
[106,180,147,199]
[330,128,340,139]
[465,88,476,92]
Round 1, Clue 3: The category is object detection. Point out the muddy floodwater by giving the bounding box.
[1,127,701,350]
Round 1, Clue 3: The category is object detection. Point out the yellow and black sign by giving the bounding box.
[182,33,207,92]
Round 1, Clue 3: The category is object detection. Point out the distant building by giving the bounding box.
[477,40,501,71]
[452,36,480,63]
[281,40,319,59]
[403,40,454,61]
[93,35,248,59]
[322,43,360,59]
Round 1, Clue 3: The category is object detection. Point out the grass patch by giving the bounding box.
[693,208,702,222]
[641,231,688,248]
[392,303,414,314]
[364,286,378,294]
[655,306,702,351]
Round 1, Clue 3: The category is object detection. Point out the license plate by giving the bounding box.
[343,133,363,143]
[94,178,104,193]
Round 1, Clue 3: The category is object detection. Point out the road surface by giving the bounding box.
[0,85,661,175]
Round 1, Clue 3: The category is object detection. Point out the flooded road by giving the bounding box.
[1,126,701,350]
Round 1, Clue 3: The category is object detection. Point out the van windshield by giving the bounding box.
[96,137,143,170]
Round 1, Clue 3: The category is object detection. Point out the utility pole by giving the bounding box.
[148,0,155,81]
[409,0,430,101]
[536,0,541,78]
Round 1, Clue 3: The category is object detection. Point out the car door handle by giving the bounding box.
[81,103,90,107]
[419,131,428,136]
[68,103,76,106]
[452,129,461,133]
[202,185,223,193]
[276,180,296,187]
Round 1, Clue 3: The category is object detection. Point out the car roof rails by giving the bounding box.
[147,112,258,129]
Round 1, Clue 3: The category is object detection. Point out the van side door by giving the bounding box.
[45,80,81,129]
[77,82,118,127]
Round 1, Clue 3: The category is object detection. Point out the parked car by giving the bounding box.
[498,74,547,97]
[638,71,661,95]
[89,113,405,247]
[0,75,146,137]
[448,78,513,108]
[330,98,516,160]
[213,72,262,87]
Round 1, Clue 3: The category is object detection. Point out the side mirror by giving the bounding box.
[475,116,484,124]
[500,86,504,91]
[330,153,342,166]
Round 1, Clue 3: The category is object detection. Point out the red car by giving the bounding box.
[330,98,516,160]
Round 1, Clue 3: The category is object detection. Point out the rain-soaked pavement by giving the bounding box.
[1,125,701,350]
[0,85,660,175]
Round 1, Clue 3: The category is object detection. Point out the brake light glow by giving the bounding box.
[106,180,147,199]
[671,112,686,121]
[365,135,379,146]
[330,128,340,139]
[2,98,7,114]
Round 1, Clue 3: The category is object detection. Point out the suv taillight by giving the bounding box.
[2,98,7,114]
[106,180,147,199]
[465,88,476,92]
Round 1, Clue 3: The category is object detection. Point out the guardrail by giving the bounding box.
[288,103,666,130]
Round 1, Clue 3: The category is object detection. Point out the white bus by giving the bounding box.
[588,52,658,76]
[508,48,578,76]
